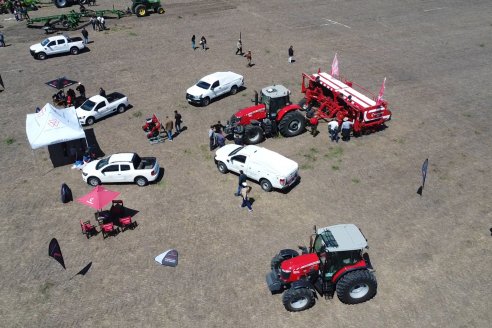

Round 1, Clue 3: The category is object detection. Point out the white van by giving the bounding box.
[214,145,299,192]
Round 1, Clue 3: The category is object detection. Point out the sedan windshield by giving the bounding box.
[41,39,50,46]
[196,81,210,90]
[95,157,110,170]
[228,146,244,156]
[80,100,95,111]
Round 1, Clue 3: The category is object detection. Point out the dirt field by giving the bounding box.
[0,0,491,327]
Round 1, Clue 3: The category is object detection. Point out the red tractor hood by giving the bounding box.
[234,104,266,119]
[280,253,320,283]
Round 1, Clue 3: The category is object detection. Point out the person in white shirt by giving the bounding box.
[341,117,353,141]
[327,119,339,142]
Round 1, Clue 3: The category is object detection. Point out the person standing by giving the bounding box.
[236,39,243,55]
[0,32,5,47]
[209,125,216,151]
[99,87,106,97]
[165,116,174,141]
[81,27,89,45]
[309,117,319,137]
[90,16,96,31]
[76,82,86,98]
[191,34,196,50]
[235,170,247,196]
[200,36,207,50]
[328,119,339,142]
[174,110,182,134]
[100,16,106,30]
[240,182,253,212]
[288,45,294,63]
[245,50,252,67]
[96,16,102,31]
[341,117,353,141]
[214,121,225,135]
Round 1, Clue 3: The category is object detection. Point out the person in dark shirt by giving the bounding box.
[99,87,106,97]
[235,170,247,196]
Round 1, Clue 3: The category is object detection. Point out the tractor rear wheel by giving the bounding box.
[54,0,68,8]
[135,5,146,17]
[282,287,315,312]
[243,125,263,145]
[270,249,299,270]
[336,270,377,304]
[278,111,306,138]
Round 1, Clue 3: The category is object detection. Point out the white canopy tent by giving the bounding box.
[26,103,86,149]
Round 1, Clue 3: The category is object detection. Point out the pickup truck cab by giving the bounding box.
[186,71,244,106]
[76,93,129,125]
[215,144,299,192]
[82,153,160,187]
[29,35,85,60]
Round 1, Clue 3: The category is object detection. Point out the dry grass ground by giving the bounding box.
[0,0,491,327]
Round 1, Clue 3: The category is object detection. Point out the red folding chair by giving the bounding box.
[100,222,119,239]
[119,216,137,232]
[80,220,98,239]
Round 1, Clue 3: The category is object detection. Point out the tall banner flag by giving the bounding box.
[331,53,339,77]
[417,158,429,196]
[376,77,386,105]
[48,238,66,269]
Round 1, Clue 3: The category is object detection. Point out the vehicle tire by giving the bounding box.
[230,85,238,95]
[86,117,95,125]
[117,104,126,114]
[271,249,299,270]
[135,5,146,17]
[157,7,165,14]
[217,161,228,174]
[282,287,315,312]
[336,270,377,305]
[243,125,264,145]
[201,97,210,106]
[79,0,88,4]
[278,111,306,138]
[62,20,69,28]
[87,177,100,186]
[260,179,272,192]
[37,52,47,60]
[54,0,68,8]
[70,47,79,55]
[135,176,148,187]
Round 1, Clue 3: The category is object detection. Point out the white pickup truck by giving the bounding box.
[29,35,85,60]
[76,93,129,125]
[215,144,299,192]
[82,153,161,187]
[186,71,244,106]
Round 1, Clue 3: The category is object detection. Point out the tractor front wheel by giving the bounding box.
[336,270,377,304]
[278,111,306,138]
[282,287,315,312]
[243,125,264,145]
[135,5,147,17]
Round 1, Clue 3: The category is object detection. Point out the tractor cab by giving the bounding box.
[259,85,291,119]
[310,224,368,279]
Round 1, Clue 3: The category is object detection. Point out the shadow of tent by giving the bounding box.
[122,207,139,218]
[47,128,105,167]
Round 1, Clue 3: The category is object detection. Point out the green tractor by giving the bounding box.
[131,0,165,17]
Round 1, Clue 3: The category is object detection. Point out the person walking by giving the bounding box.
[235,170,247,196]
[0,32,5,47]
[309,117,319,137]
[200,36,207,50]
[76,82,86,99]
[165,116,174,141]
[236,39,243,55]
[90,16,96,31]
[191,34,196,50]
[341,117,353,141]
[174,110,182,134]
[99,87,106,97]
[240,182,253,212]
[328,119,339,142]
[81,27,89,45]
[209,125,216,151]
[245,50,252,67]
[288,45,294,63]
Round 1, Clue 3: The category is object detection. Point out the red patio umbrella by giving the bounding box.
[77,185,120,212]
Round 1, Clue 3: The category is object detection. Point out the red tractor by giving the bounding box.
[300,71,392,136]
[224,85,306,145]
[266,224,377,312]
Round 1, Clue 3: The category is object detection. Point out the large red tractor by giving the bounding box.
[266,224,377,312]
[224,85,306,145]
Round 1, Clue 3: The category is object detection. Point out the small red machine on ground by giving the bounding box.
[266,224,377,312]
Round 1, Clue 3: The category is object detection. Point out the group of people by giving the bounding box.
[208,121,227,150]
[163,111,184,141]
[328,117,354,142]
[51,83,87,107]
[7,1,30,22]
[191,35,207,50]
[90,16,106,32]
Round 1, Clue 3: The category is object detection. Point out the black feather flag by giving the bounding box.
[48,238,66,269]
